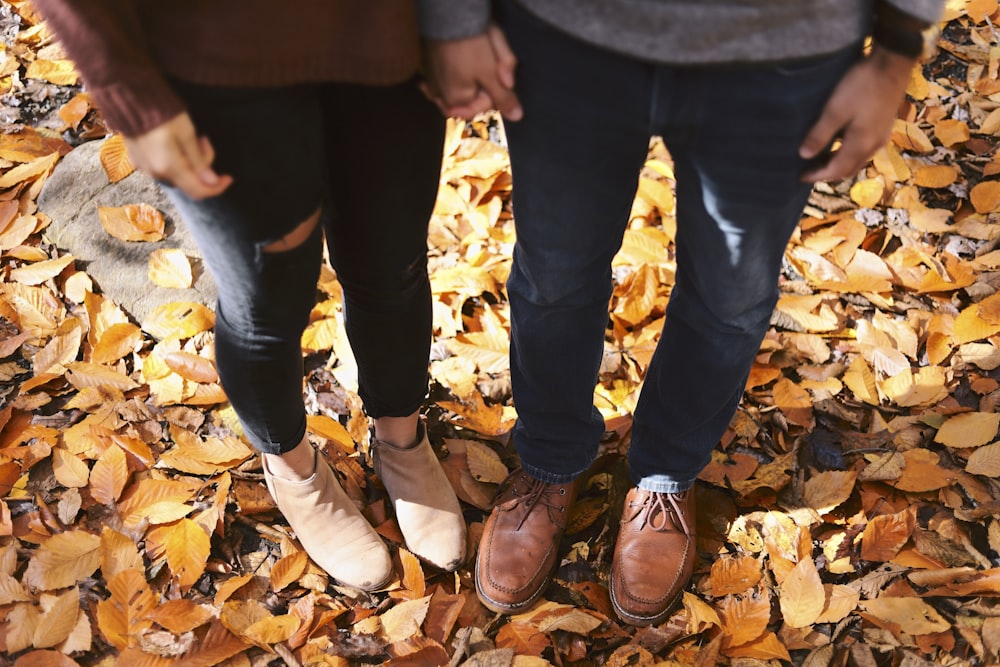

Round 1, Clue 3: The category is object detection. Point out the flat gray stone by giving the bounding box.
[38,137,216,323]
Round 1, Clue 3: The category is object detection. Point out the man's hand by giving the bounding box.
[124,113,233,199]
[423,24,523,121]
[799,47,915,183]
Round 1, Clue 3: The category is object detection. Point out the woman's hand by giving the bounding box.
[124,112,233,199]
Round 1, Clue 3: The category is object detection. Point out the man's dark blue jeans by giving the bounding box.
[497,0,859,493]
[163,78,444,455]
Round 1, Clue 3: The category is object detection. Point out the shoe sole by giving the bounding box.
[609,574,682,627]
[475,555,551,615]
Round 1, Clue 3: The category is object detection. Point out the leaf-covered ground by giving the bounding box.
[4,1,1000,665]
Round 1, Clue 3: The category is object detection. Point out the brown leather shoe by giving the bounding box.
[610,487,696,626]
[476,470,579,614]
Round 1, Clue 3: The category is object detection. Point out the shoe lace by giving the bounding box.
[629,491,690,536]
[507,473,569,531]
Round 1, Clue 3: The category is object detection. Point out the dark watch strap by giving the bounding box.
[872,21,924,59]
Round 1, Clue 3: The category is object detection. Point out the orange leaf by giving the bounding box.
[913,164,959,188]
[815,584,860,624]
[894,449,957,492]
[496,621,550,657]
[718,592,771,647]
[270,551,308,592]
[860,597,949,635]
[91,322,143,365]
[90,444,129,505]
[149,598,215,635]
[399,547,425,598]
[708,556,762,597]
[724,632,791,661]
[50,447,89,489]
[100,527,143,582]
[95,568,156,649]
[0,151,59,188]
[99,135,135,183]
[163,350,219,384]
[12,651,80,667]
[163,518,211,590]
[173,619,249,667]
[380,595,432,644]
[861,507,916,562]
[778,558,825,628]
[772,377,813,427]
[98,204,165,242]
[971,181,1000,213]
[934,411,1000,448]
[23,530,101,591]
[57,93,91,130]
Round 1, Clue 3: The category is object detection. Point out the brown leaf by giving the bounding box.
[815,584,860,624]
[724,632,791,661]
[57,92,91,130]
[99,134,136,183]
[718,591,771,646]
[465,440,508,484]
[894,449,958,492]
[802,470,857,515]
[174,618,250,667]
[424,589,465,645]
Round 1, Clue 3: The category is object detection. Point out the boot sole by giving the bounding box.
[609,574,682,627]
[475,557,550,615]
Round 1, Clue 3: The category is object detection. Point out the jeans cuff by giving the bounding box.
[521,460,590,485]
[631,468,695,494]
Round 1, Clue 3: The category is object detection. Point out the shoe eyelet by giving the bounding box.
[559,488,566,495]
[560,507,565,512]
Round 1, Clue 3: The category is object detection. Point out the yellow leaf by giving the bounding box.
[65,361,139,392]
[24,59,78,85]
[890,119,934,153]
[164,518,210,590]
[90,444,129,505]
[148,248,193,289]
[967,442,1000,477]
[380,595,431,644]
[802,470,857,515]
[843,356,880,406]
[9,254,73,286]
[815,584,860,624]
[306,415,355,453]
[0,151,58,188]
[243,614,300,648]
[99,134,135,183]
[465,440,508,484]
[636,176,675,214]
[23,530,101,591]
[934,411,1000,448]
[98,204,165,242]
[143,301,215,340]
[33,318,83,374]
[33,587,80,648]
[50,447,89,488]
[778,558,825,628]
[849,178,884,208]
[879,366,949,407]
[860,597,949,635]
[399,548,425,598]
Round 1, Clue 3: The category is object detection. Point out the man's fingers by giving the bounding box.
[487,24,517,88]
[441,90,497,120]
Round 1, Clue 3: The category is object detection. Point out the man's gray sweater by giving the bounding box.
[418,1,945,65]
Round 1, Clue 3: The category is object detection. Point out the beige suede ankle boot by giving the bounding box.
[372,425,466,571]
[263,449,393,591]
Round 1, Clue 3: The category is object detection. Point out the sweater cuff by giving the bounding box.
[881,0,945,25]
[416,0,491,40]
[88,77,187,138]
